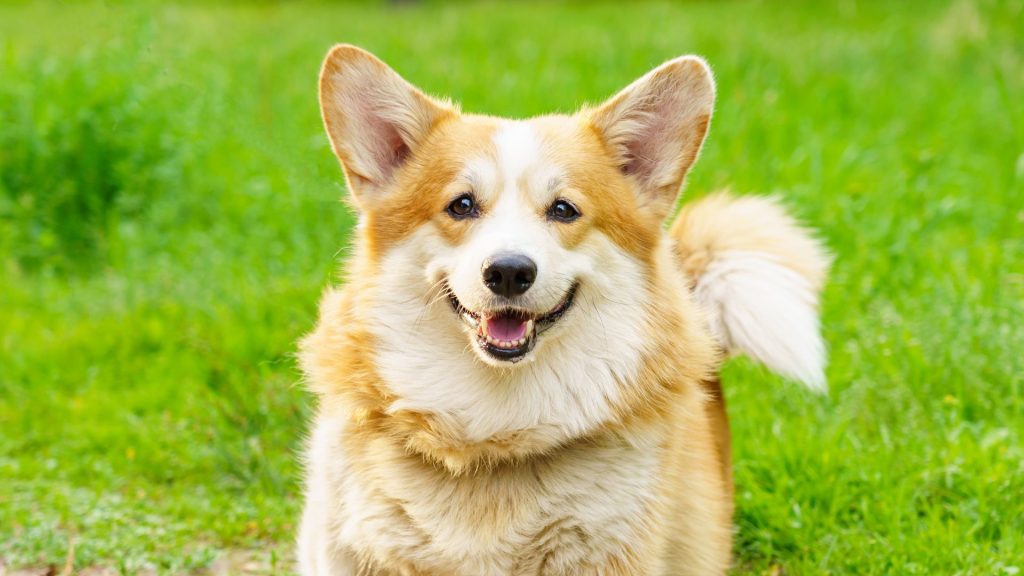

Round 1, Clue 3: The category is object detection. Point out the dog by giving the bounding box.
[297,44,829,575]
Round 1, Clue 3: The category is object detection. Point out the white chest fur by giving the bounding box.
[303,414,664,575]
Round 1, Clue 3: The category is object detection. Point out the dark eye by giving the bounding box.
[547,199,581,223]
[446,193,478,219]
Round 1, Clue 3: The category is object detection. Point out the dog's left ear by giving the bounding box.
[589,56,715,220]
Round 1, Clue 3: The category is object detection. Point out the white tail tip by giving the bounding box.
[696,250,827,392]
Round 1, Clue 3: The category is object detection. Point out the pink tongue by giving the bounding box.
[487,315,528,341]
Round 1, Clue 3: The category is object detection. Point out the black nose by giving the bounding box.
[482,253,537,297]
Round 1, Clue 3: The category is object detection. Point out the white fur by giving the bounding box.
[300,412,663,575]
[493,122,543,187]
[694,250,827,392]
[373,227,649,445]
[444,123,564,318]
[302,189,661,573]
[298,415,362,575]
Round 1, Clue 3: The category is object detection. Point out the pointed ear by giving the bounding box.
[589,56,715,220]
[319,45,454,206]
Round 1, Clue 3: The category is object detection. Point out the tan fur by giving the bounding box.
[670,192,831,389]
[297,46,825,575]
[300,240,732,575]
[671,192,829,291]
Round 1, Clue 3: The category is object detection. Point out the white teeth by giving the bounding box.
[481,334,527,349]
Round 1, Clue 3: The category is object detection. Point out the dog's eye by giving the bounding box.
[446,193,478,219]
[547,199,581,223]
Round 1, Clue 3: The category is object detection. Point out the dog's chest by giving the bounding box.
[339,436,662,575]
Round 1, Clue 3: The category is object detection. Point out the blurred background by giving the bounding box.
[0,1,1021,574]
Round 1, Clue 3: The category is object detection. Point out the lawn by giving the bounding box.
[1,0,1022,574]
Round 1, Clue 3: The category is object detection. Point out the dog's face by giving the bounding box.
[396,117,656,368]
[318,46,714,459]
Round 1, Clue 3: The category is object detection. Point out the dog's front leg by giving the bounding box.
[297,512,360,576]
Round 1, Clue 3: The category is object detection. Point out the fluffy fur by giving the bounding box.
[297,45,829,575]
[672,193,831,391]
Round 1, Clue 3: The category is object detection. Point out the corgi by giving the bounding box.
[297,45,829,575]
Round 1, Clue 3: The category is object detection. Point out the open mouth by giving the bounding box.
[446,283,578,362]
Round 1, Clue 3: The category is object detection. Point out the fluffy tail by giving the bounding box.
[670,192,831,392]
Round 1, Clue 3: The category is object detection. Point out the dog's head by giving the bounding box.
[317,46,714,467]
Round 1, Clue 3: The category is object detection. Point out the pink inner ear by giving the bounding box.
[616,88,690,189]
[364,113,411,182]
[387,129,410,168]
[619,123,665,182]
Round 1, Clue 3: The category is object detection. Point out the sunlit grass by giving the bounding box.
[1,1,1022,573]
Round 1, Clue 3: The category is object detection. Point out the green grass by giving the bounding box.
[1,0,1021,573]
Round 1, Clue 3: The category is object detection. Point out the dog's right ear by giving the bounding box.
[319,45,454,206]
[588,56,715,221]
